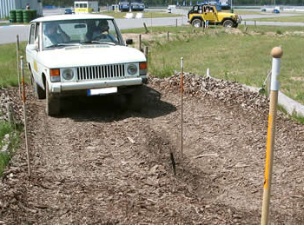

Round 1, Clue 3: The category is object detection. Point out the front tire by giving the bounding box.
[126,85,145,112]
[31,75,46,99]
[46,81,60,116]
[192,19,202,28]
[223,20,234,27]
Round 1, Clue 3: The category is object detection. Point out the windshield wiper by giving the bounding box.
[90,41,116,45]
[45,43,81,48]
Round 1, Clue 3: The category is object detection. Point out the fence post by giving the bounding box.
[138,34,142,51]
[144,46,148,60]
[261,46,283,225]
[16,35,21,98]
[20,56,31,179]
[143,22,149,33]
[150,12,153,33]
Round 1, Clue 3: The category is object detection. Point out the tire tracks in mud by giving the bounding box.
[1,76,303,224]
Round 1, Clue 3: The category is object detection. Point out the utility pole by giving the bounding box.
[231,0,233,12]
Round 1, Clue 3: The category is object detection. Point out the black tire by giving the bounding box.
[191,18,202,28]
[223,20,234,28]
[31,75,46,99]
[46,81,60,116]
[126,85,145,112]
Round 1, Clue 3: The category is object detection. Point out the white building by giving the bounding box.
[0,0,43,19]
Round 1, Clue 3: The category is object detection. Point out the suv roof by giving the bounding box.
[194,3,222,10]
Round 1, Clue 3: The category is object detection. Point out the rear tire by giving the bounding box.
[46,81,60,116]
[192,19,202,28]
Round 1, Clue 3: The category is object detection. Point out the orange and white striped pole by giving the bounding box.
[261,46,283,225]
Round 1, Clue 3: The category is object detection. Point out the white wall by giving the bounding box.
[0,0,43,19]
[0,0,16,18]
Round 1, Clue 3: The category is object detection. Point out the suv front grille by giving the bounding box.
[77,64,126,81]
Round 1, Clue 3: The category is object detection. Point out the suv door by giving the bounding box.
[26,22,44,89]
[203,5,218,23]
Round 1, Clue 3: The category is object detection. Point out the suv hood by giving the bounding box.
[219,11,238,18]
[39,45,146,68]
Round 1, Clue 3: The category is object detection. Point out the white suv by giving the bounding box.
[26,14,148,116]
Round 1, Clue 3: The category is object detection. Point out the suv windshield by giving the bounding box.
[42,19,122,49]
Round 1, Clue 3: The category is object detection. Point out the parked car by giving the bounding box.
[118,1,130,12]
[220,2,231,10]
[130,2,145,11]
[64,8,73,14]
[272,8,280,13]
[167,5,176,13]
[26,14,148,116]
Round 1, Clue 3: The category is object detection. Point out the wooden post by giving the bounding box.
[143,22,149,33]
[150,12,153,33]
[144,46,148,60]
[16,35,21,98]
[261,46,283,225]
[138,34,142,51]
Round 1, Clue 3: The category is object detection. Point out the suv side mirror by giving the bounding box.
[126,39,133,45]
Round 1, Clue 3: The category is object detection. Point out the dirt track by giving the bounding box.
[0,74,303,224]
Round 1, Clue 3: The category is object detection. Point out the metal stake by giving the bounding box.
[20,56,31,178]
[180,57,184,160]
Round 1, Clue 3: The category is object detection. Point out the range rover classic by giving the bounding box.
[26,14,148,116]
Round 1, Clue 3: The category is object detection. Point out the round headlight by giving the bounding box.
[127,64,138,76]
[62,69,74,80]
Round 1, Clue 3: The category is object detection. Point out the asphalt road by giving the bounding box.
[0,17,187,44]
[2,8,304,45]
[3,7,303,46]
[0,8,188,45]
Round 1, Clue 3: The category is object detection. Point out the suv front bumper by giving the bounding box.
[50,77,148,93]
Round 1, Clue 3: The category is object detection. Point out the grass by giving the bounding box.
[234,10,265,15]
[0,121,20,176]
[0,42,29,88]
[250,14,304,23]
[0,42,26,176]
[1,24,303,105]
[134,25,304,106]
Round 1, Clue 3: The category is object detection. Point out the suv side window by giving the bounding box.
[29,23,40,49]
[198,5,202,13]
[192,5,199,13]
[29,23,36,44]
